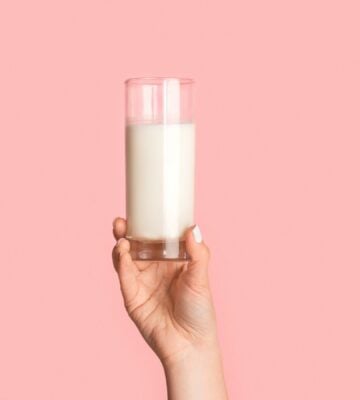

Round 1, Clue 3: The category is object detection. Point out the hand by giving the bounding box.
[112,218,228,399]
[112,217,217,366]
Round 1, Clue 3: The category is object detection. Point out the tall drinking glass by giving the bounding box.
[125,77,195,260]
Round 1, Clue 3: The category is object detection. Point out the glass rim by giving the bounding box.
[125,76,194,85]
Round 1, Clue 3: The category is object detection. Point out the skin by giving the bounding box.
[112,217,228,400]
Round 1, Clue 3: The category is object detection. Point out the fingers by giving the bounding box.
[112,237,131,271]
[112,235,140,307]
[184,224,210,285]
[113,217,127,240]
[114,238,130,263]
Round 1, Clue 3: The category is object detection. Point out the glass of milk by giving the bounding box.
[125,77,195,260]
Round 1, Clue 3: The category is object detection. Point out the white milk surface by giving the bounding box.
[126,123,195,240]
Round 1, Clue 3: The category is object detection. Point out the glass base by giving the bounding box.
[127,238,189,261]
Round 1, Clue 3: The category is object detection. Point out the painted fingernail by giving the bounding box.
[192,224,202,243]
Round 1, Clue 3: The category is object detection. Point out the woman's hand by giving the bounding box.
[112,217,216,363]
[112,217,228,400]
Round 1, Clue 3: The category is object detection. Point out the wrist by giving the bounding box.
[161,337,221,371]
[163,339,228,400]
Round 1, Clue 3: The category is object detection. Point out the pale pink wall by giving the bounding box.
[1,0,360,399]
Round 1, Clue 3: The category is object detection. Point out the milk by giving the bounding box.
[126,123,195,240]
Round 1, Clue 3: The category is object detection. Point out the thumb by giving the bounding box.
[184,224,210,285]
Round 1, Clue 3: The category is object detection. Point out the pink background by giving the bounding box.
[1,0,360,399]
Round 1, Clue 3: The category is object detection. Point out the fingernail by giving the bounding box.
[112,218,118,228]
[192,224,202,243]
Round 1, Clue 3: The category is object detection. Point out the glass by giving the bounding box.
[125,77,195,260]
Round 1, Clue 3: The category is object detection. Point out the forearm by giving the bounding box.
[163,342,228,400]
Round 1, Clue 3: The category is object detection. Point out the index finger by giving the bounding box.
[112,217,127,240]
